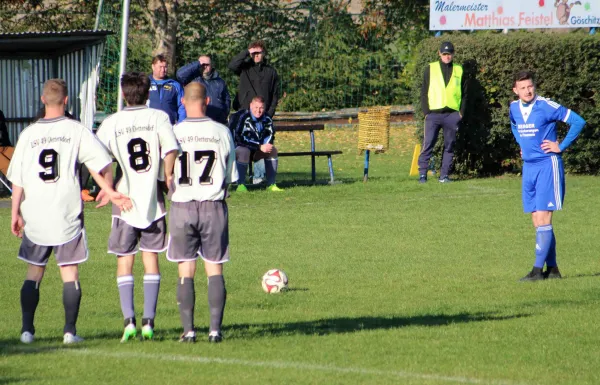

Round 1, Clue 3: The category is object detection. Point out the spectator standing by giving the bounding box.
[177,55,231,125]
[418,41,467,184]
[229,40,280,184]
[148,54,186,124]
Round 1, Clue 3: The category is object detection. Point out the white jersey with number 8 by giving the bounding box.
[172,117,237,203]
[7,117,112,246]
[96,106,179,228]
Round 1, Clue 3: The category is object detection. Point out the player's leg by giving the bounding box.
[139,217,168,339]
[56,230,89,344]
[199,200,230,343]
[260,147,282,191]
[167,201,201,342]
[205,262,225,343]
[235,146,251,191]
[417,114,443,181]
[519,163,545,281]
[109,217,140,341]
[21,264,45,343]
[535,155,564,279]
[18,234,51,343]
[178,261,197,342]
[439,111,461,181]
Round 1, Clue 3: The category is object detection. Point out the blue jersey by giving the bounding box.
[509,96,570,162]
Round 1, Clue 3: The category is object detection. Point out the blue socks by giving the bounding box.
[534,225,555,268]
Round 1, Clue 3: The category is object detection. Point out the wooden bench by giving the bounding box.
[276,124,342,183]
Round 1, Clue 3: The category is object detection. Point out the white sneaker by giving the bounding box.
[63,332,84,344]
[20,331,34,344]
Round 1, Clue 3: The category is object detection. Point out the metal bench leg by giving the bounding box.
[311,154,316,182]
[327,155,335,184]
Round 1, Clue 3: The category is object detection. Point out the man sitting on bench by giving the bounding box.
[232,96,282,192]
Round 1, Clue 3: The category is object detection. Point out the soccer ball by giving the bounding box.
[261,269,288,293]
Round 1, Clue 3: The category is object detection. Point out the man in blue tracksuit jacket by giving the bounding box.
[176,55,231,125]
[148,54,186,125]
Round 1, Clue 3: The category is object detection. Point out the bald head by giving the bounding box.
[182,82,210,118]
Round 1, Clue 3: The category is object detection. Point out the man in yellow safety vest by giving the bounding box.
[418,41,467,183]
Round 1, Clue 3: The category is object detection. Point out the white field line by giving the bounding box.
[68,348,528,385]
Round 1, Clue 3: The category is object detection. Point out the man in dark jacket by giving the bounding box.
[232,96,282,193]
[229,40,280,184]
[148,54,186,125]
[177,55,231,125]
[228,40,279,119]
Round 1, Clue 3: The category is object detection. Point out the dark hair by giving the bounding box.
[248,40,267,52]
[152,54,167,65]
[513,71,535,87]
[121,72,150,106]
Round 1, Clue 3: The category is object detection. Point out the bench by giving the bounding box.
[276,124,342,183]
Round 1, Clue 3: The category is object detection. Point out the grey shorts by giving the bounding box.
[167,200,230,264]
[18,230,88,266]
[108,216,168,256]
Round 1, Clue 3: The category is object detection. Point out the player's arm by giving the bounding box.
[542,106,586,153]
[176,61,202,87]
[10,184,24,238]
[225,130,239,187]
[92,165,132,211]
[163,149,178,190]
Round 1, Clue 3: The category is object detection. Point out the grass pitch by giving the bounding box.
[1,125,600,384]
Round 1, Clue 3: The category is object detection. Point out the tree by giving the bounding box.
[138,0,180,69]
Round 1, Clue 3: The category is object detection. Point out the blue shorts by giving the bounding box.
[522,155,565,213]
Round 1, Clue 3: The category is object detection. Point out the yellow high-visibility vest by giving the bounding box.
[427,61,463,111]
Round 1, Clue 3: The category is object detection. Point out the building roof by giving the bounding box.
[0,30,113,58]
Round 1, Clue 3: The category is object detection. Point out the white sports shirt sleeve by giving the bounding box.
[96,106,177,228]
[171,118,238,202]
[7,117,112,246]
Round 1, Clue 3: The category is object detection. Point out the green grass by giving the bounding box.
[2,126,600,384]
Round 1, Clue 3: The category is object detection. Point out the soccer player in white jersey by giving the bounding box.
[95,72,179,341]
[7,79,132,345]
[167,82,237,343]
[509,71,586,281]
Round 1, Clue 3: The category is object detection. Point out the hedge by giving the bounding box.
[412,32,600,176]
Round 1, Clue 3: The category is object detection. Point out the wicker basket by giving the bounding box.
[357,106,390,153]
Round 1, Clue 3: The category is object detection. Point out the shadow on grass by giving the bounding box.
[561,272,600,280]
[0,312,530,350]
[221,312,530,339]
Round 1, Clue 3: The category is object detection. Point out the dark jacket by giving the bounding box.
[0,110,11,146]
[176,62,231,125]
[230,109,274,151]
[420,60,467,117]
[228,50,280,117]
[148,75,186,125]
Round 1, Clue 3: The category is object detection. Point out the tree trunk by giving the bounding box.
[145,0,179,74]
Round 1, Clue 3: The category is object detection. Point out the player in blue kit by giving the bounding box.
[509,71,586,281]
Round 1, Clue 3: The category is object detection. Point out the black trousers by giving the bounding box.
[418,111,461,177]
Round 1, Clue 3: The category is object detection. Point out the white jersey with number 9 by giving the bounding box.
[7,117,112,246]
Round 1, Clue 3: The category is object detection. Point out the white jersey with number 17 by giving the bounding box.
[7,117,112,246]
[96,106,179,228]
[172,117,237,202]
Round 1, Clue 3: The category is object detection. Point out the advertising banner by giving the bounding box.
[430,0,599,30]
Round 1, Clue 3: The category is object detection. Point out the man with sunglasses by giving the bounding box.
[228,40,280,184]
[176,55,231,125]
[417,41,467,184]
